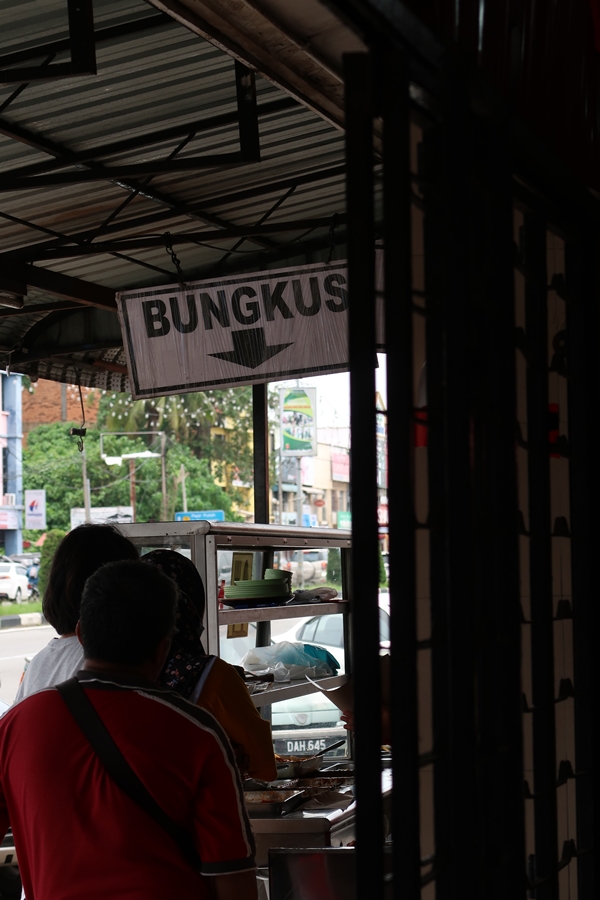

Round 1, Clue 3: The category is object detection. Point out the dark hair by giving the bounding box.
[42,524,139,634]
[79,560,177,665]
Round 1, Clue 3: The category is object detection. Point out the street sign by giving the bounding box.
[117,261,355,398]
[25,489,46,530]
[337,510,352,529]
[174,510,225,522]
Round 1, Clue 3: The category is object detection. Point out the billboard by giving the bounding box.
[25,489,46,530]
[280,387,317,457]
[70,507,134,530]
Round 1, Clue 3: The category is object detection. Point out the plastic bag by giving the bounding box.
[240,641,340,682]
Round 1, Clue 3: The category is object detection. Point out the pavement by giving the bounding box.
[0,613,45,630]
[0,624,55,705]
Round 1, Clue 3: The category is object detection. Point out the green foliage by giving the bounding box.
[22,421,240,532]
[378,544,387,586]
[97,387,256,488]
[327,547,342,584]
[0,601,43,617]
[39,529,66,596]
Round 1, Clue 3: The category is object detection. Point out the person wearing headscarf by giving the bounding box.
[142,549,276,782]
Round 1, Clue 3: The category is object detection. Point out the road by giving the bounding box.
[0,625,56,705]
[0,617,306,706]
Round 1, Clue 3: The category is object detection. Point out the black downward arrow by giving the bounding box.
[209,327,293,369]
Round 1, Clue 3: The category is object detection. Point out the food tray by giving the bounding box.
[244,789,307,817]
[222,596,291,608]
[296,776,354,797]
[275,756,323,779]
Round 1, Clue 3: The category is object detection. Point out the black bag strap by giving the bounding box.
[56,677,201,870]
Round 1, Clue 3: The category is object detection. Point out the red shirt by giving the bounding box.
[0,672,255,900]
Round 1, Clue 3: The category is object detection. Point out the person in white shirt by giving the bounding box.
[14,524,139,703]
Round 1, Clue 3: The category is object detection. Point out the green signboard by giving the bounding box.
[337,510,352,529]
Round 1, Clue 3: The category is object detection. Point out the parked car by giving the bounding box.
[279,549,329,585]
[0,563,31,602]
[218,623,347,757]
[277,592,391,673]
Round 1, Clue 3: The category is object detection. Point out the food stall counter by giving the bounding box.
[250,770,392,867]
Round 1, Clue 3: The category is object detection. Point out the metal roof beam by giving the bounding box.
[236,61,260,162]
[8,340,122,367]
[0,300,82,319]
[0,163,344,263]
[3,264,116,311]
[0,0,96,84]
[0,124,272,248]
[144,0,348,129]
[0,81,274,249]
[17,217,345,260]
[0,12,171,70]
[0,156,253,190]
[7,97,296,180]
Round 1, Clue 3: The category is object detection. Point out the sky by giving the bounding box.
[271,353,387,431]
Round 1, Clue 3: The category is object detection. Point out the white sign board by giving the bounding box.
[0,508,19,531]
[70,506,134,530]
[117,261,355,399]
[25,489,47,530]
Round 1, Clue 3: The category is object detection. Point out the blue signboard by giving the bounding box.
[175,510,225,522]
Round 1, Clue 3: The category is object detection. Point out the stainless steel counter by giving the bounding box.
[250,770,392,867]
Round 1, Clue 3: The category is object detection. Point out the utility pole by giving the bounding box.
[278,450,283,524]
[82,450,91,523]
[160,431,167,520]
[296,457,304,588]
[129,458,137,521]
[179,463,188,512]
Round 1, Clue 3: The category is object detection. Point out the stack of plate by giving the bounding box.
[224,578,291,606]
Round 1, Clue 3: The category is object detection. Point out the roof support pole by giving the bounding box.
[343,51,383,896]
[67,0,96,75]
[252,383,272,657]
[470,123,525,898]
[522,213,559,899]
[565,235,598,896]
[382,46,421,899]
[235,61,260,162]
[421,71,480,899]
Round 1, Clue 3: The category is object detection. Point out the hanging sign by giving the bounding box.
[117,261,350,398]
[117,261,365,399]
[25,489,46,530]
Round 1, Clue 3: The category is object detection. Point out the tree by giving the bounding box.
[97,387,256,489]
[22,422,239,531]
[39,529,66,597]
[378,544,387,586]
[327,547,342,584]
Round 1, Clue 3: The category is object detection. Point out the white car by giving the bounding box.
[218,596,390,758]
[277,592,391,672]
[279,549,329,585]
[0,562,31,603]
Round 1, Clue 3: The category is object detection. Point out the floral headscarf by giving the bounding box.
[141,549,212,700]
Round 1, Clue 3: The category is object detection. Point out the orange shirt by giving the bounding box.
[199,658,277,782]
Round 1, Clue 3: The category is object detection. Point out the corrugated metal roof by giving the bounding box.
[0,0,349,386]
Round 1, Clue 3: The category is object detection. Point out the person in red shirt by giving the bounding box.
[0,560,257,900]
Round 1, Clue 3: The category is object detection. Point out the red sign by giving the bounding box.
[314,499,326,507]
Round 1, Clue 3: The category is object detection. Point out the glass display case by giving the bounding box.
[119,521,352,722]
